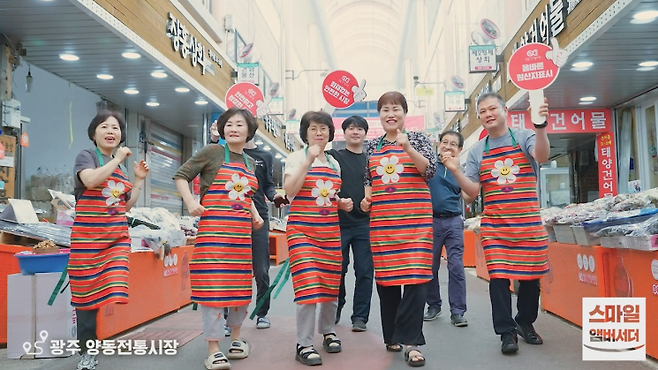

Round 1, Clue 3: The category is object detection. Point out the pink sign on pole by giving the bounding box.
[225,82,265,117]
[322,70,366,109]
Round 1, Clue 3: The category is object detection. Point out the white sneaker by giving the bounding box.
[256,316,271,329]
[77,353,98,370]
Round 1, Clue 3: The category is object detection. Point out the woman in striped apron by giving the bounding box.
[174,108,263,370]
[70,110,148,370]
[443,92,550,355]
[284,111,353,366]
[361,92,437,367]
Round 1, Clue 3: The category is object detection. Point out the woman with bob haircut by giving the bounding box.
[360,91,437,367]
[174,107,264,370]
[284,110,353,366]
[69,110,149,370]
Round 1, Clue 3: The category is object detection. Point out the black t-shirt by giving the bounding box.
[327,148,369,226]
[244,147,277,217]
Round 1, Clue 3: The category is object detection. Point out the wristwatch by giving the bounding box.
[534,121,548,129]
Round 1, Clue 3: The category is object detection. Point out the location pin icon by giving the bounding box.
[23,341,33,355]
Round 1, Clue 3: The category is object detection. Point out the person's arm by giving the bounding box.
[173,145,216,216]
[461,191,474,204]
[284,147,319,198]
[397,130,430,176]
[441,150,481,201]
[530,98,550,163]
[250,201,264,229]
[360,186,372,212]
[262,153,278,201]
[78,147,132,189]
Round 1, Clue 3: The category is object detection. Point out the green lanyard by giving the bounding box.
[376,129,407,152]
[484,128,518,154]
[225,145,252,172]
[304,147,337,172]
[95,147,107,166]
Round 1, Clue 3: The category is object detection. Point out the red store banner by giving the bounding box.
[507,109,612,134]
[597,132,618,198]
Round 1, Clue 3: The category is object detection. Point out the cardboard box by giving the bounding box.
[7,272,76,359]
[622,235,658,251]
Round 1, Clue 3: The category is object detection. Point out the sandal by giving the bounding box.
[296,344,323,366]
[322,333,342,353]
[386,343,403,352]
[404,347,425,367]
[226,340,249,359]
[205,351,231,370]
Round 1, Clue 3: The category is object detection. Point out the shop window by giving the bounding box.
[643,104,658,189]
[635,102,658,192]
[618,109,639,193]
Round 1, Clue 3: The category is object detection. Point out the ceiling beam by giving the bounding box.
[395,0,416,88]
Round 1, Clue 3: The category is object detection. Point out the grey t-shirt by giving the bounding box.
[464,128,538,183]
[74,148,131,202]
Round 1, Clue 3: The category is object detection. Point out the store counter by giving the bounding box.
[540,243,613,327]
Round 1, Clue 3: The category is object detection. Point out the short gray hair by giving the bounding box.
[476,92,506,109]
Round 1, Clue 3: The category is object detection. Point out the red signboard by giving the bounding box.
[332,116,426,141]
[507,109,612,134]
[322,70,359,109]
[508,43,560,90]
[597,132,618,198]
[225,82,264,117]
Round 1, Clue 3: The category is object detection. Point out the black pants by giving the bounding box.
[338,223,374,323]
[76,308,98,354]
[489,278,540,335]
[252,218,271,317]
[376,282,428,346]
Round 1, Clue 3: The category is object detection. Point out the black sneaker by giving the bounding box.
[450,314,468,327]
[516,324,543,344]
[352,319,367,332]
[501,332,519,354]
[423,306,441,321]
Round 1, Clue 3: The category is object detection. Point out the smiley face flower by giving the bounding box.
[376,155,404,184]
[311,179,336,206]
[225,173,251,201]
[491,158,520,185]
[102,180,125,206]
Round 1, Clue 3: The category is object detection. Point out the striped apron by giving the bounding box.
[287,159,342,304]
[480,129,549,280]
[190,148,257,307]
[69,149,131,310]
[369,139,433,287]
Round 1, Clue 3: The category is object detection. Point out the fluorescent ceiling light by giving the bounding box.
[637,67,656,71]
[281,158,287,163]
[633,10,658,20]
[572,61,593,68]
[146,102,160,107]
[59,54,79,61]
[570,67,590,72]
[151,71,167,78]
[175,87,190,93]
[275,153,283,159]
[124,88,139,95]
[255,140,264,145]
[263,145,272,151]
[122,52,141,59]
[639,61,658,67]
[96,74,113,80]
[195,100,208,105]
[580,96,596,102]
[579,101,593,105]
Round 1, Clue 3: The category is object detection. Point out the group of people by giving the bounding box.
[67,90,551,370]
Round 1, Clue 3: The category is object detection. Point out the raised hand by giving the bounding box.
[116,147,132,161]
[545,37,569,68]
[186,200,206,217]
[441,154,461,172]
[397,129,410,151]
[306,145,322,162]
[351,79,367,103]
[133,160,149,179]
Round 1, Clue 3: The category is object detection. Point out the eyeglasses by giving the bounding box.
[440,140,460,148]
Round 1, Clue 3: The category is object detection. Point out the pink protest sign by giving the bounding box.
[322,70,361,109]
[225,82,265,116]
[508,43,560,91]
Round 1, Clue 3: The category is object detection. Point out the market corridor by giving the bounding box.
[2,260,656,370]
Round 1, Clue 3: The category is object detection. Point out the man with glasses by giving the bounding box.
[423,131,471,327]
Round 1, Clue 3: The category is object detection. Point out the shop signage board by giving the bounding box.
[469,45,497,73]
[445,91,466,112]
[597,132,618,198]
[269,97,284,115]
[225,82,265,117]
[322,71,367,109]
[416,87,434,96]
[507,109,612,133]
[513,0,582,50]
[237,63,260,85]
[166,12,223,75]
[332,116,425,141]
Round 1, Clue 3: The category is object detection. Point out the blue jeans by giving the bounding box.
[337,222,374,323]
[426,216,467,315]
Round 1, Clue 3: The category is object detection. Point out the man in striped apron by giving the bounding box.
[443,92,551,355]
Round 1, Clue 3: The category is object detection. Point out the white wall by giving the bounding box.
[12,63,102,197]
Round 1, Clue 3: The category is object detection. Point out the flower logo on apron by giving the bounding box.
[377,155,404,193]
[312,179,335,215]
[102,180,125,208]
[491,158,520,185]
[225,173,252,201]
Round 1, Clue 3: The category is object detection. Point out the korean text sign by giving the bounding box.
[507,109,612,133]
[597,132,618,198]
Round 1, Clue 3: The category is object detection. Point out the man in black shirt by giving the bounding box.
[327,116,373,332]
[211,122,286,330]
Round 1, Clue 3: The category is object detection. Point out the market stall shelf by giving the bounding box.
[96,246,193,340]
[541,243,613,327]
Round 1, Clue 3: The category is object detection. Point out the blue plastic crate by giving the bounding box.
[582,208,658,234]
[13,249,70,275]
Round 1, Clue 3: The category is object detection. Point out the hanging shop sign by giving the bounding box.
[469,45,497,73]
[445,91,466,112]
[268,97,284,115]
[322,71,367,109]
[514,0,582,50]
[262,115,283,138]
[238,63,260,85]
[597,132,618,198]
[416,87,434,96]
[166,12,223,75]
[225,82,265,117]
[507,109,612,134]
